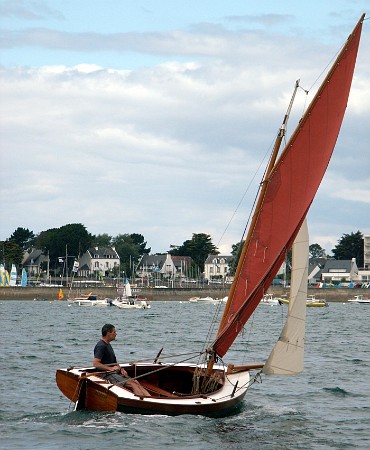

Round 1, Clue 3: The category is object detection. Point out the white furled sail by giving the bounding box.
[10,264,17,286]
[263,219,308,375]
[125,279,132,297]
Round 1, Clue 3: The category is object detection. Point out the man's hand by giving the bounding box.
[120,368,128,377]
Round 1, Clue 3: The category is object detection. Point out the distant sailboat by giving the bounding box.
[112,279,151,309]
[21,268,28,287]
[0,264,5,287]
[56,15,365,415]
[10,264,17,286]
[58,288,64,300]
[4,270,10,286]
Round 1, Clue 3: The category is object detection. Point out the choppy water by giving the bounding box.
[1,299,369,449]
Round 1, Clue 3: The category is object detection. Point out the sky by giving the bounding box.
[1,0,369,256]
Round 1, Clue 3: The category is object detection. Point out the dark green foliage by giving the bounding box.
[309,243,326,258]
[93,233,113,247]
[9,227,35,252]
[229,240,244,275]
[332,231,364,267]
[169,233,218,272]
[0,240,23,270]
[112,233,151,277]
[34,223,93,271]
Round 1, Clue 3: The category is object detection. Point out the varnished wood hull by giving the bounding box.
[56,362,255,416]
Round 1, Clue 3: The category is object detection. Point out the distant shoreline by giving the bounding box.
[0,286,365,302]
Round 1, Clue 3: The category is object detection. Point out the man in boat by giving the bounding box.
[93,323,151,397]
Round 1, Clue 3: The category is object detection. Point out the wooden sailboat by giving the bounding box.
[56,15,365,415]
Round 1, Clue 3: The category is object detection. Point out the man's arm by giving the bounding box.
[93,357,128,376]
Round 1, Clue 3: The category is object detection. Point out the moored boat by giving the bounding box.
[68,293,113,307]
[112,297,151,309]
[348,295,370,304]
[260,293,281,306]
[306,295,328,307]
[188,296,222,304]
[279,295,328,307]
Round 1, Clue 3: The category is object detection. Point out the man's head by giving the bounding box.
[102,323,116,337]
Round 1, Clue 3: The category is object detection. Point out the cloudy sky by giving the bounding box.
[1,1,369,256]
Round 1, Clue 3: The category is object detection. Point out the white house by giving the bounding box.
[78,247,120,277]
[204,255,233,281]
[320,258,359,283]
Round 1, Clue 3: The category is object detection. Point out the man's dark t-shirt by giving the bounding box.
[93,339,128,386]
[94,340,117,365]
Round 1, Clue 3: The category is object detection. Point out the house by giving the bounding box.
[77,247,120,277]
[171,256,193,278]
[204,255,233,282]
[136,254,193,280]
[308,257,327,284]
[320,258,359,283]
[22,249,48,277]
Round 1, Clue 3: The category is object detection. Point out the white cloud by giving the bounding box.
[1,15,369,254]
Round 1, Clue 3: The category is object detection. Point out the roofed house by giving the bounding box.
[204,255,233,281]
[308,257,327,284]
[136,254,194,280]
[320,258,359,283]
[77,247,120,277]
[171,256,193,277]
[23,249,48,277]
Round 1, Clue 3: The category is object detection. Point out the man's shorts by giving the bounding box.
[101,370,129,387]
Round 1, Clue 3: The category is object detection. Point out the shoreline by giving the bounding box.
[0,286,365,302]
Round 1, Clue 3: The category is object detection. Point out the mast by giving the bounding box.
[205,81,300,375]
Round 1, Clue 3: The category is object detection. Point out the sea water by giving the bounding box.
[1,299,369,449]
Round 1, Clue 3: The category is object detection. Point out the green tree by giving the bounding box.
[130,233,151,255]
[229,240,244,275]
[332,231,364,267]
[93,233,113,247]
[9,227,35,251]
[0,240,23,271]
[34,223,93,272]
[112,233,151,277]
[309,243,326,259]
[169,233,219,272]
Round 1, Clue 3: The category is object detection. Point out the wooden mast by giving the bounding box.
[217,79,300,334]
[205,80,300,376]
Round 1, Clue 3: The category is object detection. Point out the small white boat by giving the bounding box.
[112,297,151,309]
[188,296,225,304]
[348,295,370,305]
[69,293,113,307]
[260,294,280,306]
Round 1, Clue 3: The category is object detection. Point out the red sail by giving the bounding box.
[213,15,365,358]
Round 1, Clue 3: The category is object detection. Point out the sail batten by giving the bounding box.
[212,14,364,358]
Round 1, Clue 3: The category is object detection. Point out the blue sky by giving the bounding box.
[1,1,369,255]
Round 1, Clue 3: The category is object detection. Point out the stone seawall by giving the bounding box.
[0,286,365,302]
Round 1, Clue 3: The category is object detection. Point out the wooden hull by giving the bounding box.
[56,362,256,416]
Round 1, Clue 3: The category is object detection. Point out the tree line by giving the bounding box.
[0,225,365,277]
